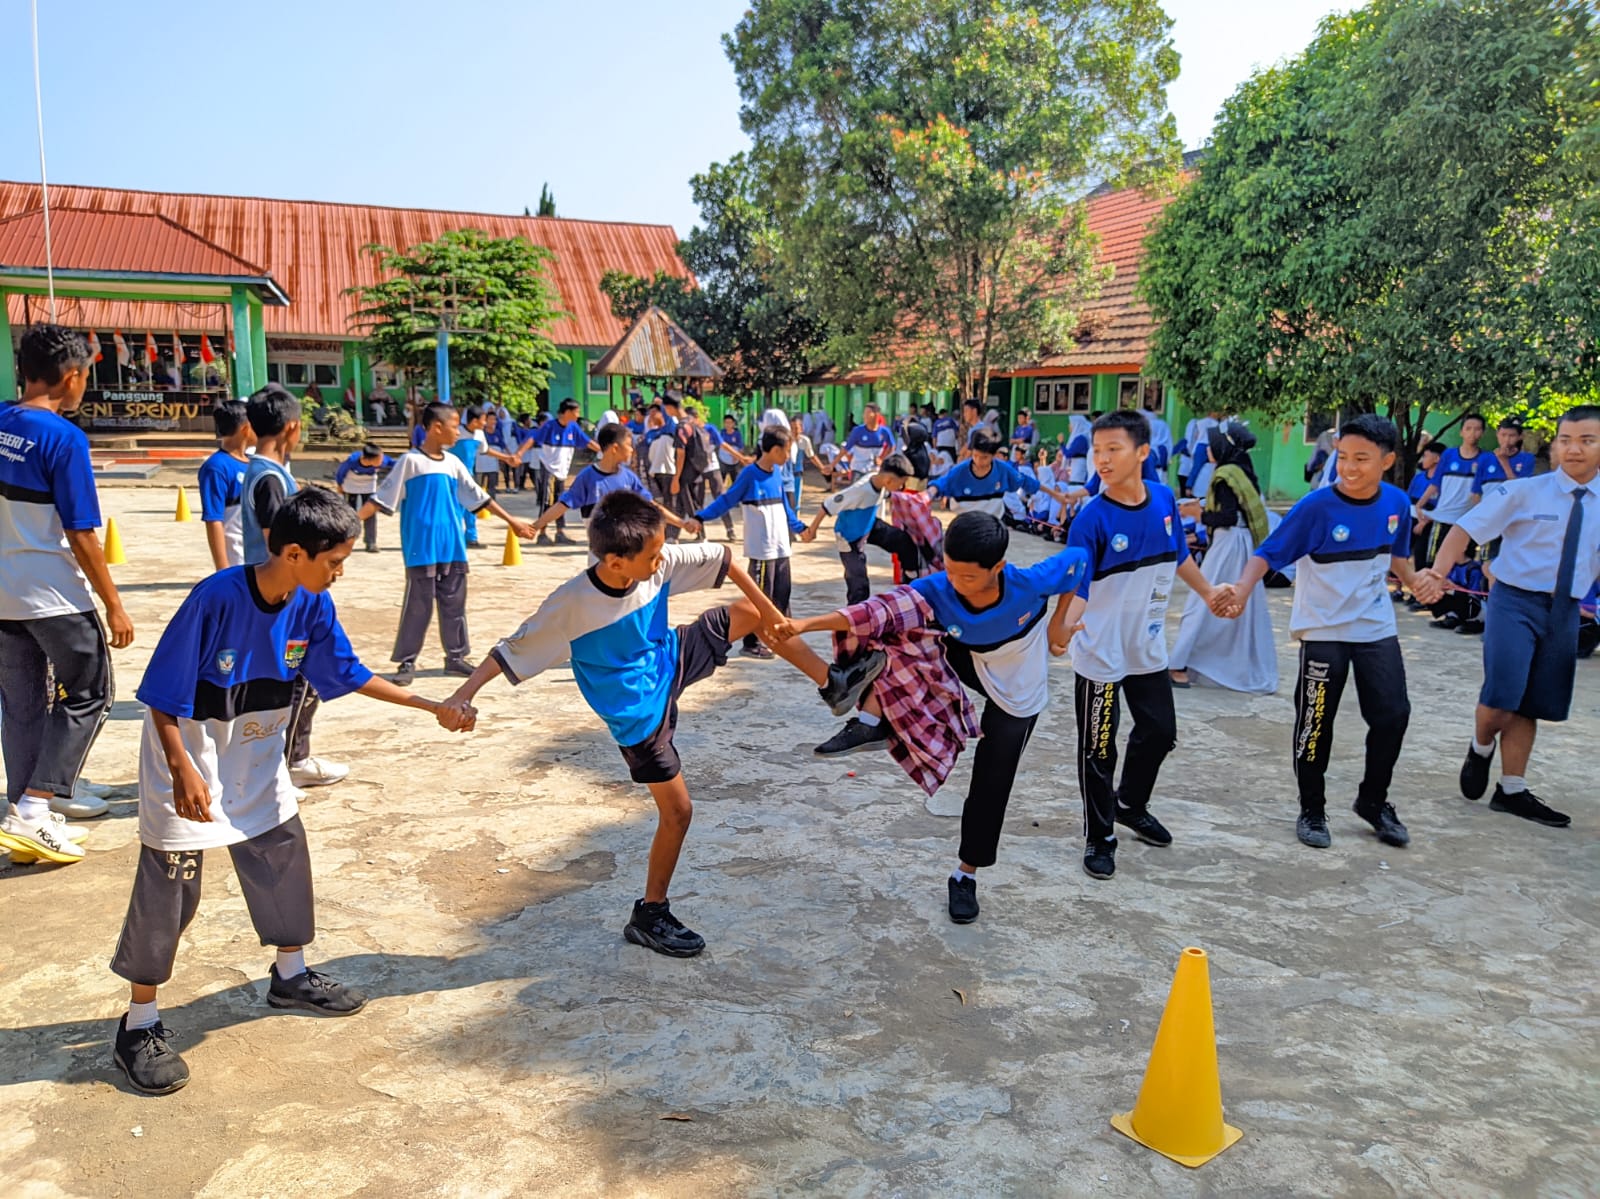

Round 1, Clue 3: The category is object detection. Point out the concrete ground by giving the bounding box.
[1,477,1595,1198]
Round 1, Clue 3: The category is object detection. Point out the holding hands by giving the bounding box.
[1207,583,1243,620]
[1409,568,1447,606]
[509,518,538,541]
[434,697,478,733]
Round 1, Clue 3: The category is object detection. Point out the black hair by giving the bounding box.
[589,490,664,559]
[597,422,631,450]
[361,442,383,459]
[463,404,485,425]
[421,401,454,430]
[971,433,1003,455]
[663,396,682,409]
[1496,415,1523,431]
[1422,440,1447,456]
[267,486,359,558]
[1559,404,1600,428]
[18,324,92,385]
[1460,411,1487,429]
[961,398,980,412]
[944,511,1008,568]
[1091,408,1150,447]
[1018,408,1031,418]
[211,399,249,439]
[246,383,301,436]
[1339,413,1399,454]
[723,413,737,423]
[878,452,913,478]
[683,403,698,418]
[558,398,580,415]
[760,427,792,454]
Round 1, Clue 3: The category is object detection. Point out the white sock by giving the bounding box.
[951,868,975,883]
[1471,739,1495,758]
[15,795,50,823]
[857,710,882,728]
[275,948,307,980]
[126,999,159,1030]
[1500,775,1527,794]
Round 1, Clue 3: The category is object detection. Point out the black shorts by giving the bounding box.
[617,607,733,784]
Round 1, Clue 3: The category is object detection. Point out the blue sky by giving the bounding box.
[0,0,1341,236]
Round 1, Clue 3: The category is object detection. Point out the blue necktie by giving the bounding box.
[1555,487,1588,599]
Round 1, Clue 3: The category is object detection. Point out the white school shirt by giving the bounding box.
[1457,470,1599,599]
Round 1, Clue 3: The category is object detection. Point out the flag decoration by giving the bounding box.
[144,332,158,362]
[200,335,215,364]
[87,331,103,362]
[171,332,184,366]
[113,330,130,367]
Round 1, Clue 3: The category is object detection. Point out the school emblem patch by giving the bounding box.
[1332,524,1350,543]
[1387,514,1399,535]
[1164,516,1173,536]
[215,649,237,675]
[283,639,308,668]
[948,624,963,640]
[1112,533,1130,552]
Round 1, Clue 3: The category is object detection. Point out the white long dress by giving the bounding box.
[1169,523,1279,694]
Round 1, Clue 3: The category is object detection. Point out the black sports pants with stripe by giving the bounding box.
[1291,637,1409,814]
[742,557,793,649]
[1074,671,1177,844]
[0,611,113,805]
[945,643,1039,869]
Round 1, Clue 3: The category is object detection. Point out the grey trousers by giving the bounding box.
[344,492,378,549]
[393,561,470,664]
[286,677,319,765]
[699,469,735,536]
[0,611,113,804]
[111,815,316,986]
[650,474,681,541]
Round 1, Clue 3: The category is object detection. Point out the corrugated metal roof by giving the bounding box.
[0,181,687,347]
[0,208,272,278]
[591,306,725,379]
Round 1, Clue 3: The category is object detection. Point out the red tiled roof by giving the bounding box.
[590,306,724,379]
[0,181,687,346]
[0,208,272,279]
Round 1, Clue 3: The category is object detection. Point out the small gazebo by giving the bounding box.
[589,305,724,386]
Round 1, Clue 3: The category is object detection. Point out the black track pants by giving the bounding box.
[1291,637,1410,814]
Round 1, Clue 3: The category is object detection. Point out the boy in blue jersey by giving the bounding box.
[108,488,472,1095]
[536,399,602,545]
[1405,441,1444,595]
[1226,415,1443,851]
[780,513,1089,924]
[449,406,488,548]
[357,403,537,686]
[197,398,254,571]
[929,434,1072,520]
[839,403,896,481]
[526,422,691,539]
[333,442,392,554]
[691,426,807,659]
[801,454,922,603]
[0,325,132,861]
[1416,411,1486,578]
[445,491,846,957]
[1471,417,1536,498]
[1050,411,1233,880]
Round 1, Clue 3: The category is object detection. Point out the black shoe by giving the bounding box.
[813,717,889,757]
[624,900,706,957]
[818,650,888,717]
[1454,618,1485,635]
[465,540,482,550]
[1460,743,1493,800]
[1354,800,1410,847]
[742,642,776,660]
[1116,805,1172,847]
[1405,598,1423,611]
[443,656,477,678]
[266,965,368,1015]
[1296,811,1332,848]
[554,531,578,546]
[1430,612,1461,630]
[1082,837,1116,879]
[1488,785,1570,828]
[112,1016,189,1095]
[364,544,380,554]
[389,659,416,686]
[535,532,553,547]
[948,875,978,924]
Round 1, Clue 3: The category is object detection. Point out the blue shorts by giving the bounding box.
[1480,583,1580,722]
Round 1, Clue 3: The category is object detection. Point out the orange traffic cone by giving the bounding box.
[103,519,126,566]
[1110,947,1242,1167]
[501,526,522,566]
[174,486,192,522]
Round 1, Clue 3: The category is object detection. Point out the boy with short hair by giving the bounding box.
[444,491,838,957]
[839,403,895,482]
[928,434,1071,518]
[801,454,925,603]
[198,399,255,571]
[534,399,600,546]
[108,488,472,1095]
[1225,414,1443,851]
[526,422,690,539]
[1051,410,1236,881]
[357,403,537,686]
[333,442,392,554]
[1417,411,1486,570]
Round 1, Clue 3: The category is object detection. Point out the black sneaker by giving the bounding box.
[1454,618,1485,635]
[1296,810,1332,848]
[1489,785,1570,828]
[624,899,706,957]
[813,717,889,757]
[266,965,369,1015]
[948,875,978,924]
[443,656,477,678]
[535,532,553,547]
[1116,805,1172,847]
[1460,743,1493,800]
[742,642,776,660]
[112,1016,189,1095]
[554,531,579,546]
[1354,800,1410,847]
[1082,837,1116,879]
[1430,612,1461,630]
[818,650,888,717]
[390,659,416,687]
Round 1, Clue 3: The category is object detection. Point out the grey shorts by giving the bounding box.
[617,607,733,784]
[110,815,316,986]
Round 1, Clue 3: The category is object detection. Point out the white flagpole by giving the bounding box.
[29,0,56,320]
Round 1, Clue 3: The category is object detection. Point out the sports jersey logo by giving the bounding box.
[1332,524,1350,542]
[1147,622,1162,639]
[215,649,237,675]
[1111,533,1130,552]
[1164,516,1173,536]
[283,639,308,668]
[948,624,964,639]
[1387,514,1399,535]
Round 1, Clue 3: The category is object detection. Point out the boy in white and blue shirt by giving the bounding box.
[1417,411,1486,565]
[334,442,393,553]
[928,433,1070,518]
[197,398,254,571]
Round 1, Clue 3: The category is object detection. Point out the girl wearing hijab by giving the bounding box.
[1169,422,1278,693]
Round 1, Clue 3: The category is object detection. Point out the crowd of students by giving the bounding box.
[0,323,1594,1099]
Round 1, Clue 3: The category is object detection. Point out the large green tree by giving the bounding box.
[1141,0,1597,473]
[726,0,1181,402]
[348,229,565,410]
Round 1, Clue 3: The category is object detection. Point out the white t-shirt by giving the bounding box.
[0,405,98,620]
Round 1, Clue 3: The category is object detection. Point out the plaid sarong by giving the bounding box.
[887,490,945,574]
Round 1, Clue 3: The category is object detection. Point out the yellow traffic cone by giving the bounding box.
[1111,947,1242,1167]
[174,486,192,522]
[103,519,126,566]
[501,526,522,566]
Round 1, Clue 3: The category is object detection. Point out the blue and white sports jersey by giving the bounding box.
[911,548,1088,717]
[1471,450,1535,495]
[558,462,652,515]
[1256,483,1413,643]
[822,475,890,546]
[333,450,393,496]
[198,449,249,568]
[842,424,894,474]
[241,456,296,566]
[540,419,590,477]
[372,450,491,568]
[1083,456,1165,496]
[1407,467,1436,511]
[1066,484,1190,682]
[932,416,960,449]
[0,403,100,620]
[491,543,732,747]
[931,459,1041,517]
[696,461,805,559]
[449,430,483,477]
[1011,423,1038,448]
[134,566,373,851]
[1428,447,1484,523]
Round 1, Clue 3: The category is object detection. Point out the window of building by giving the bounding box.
[1118,375,1164,411]
[313,363,340,388]
[1034,377,1092,413]
[588,363,610,393]
[266,362,281,384]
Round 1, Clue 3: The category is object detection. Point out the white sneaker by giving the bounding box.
[75,778,117,799]
[288,757,349,788]
[0,810,86,864]
[7,813,89,864]
[52,791,109,819]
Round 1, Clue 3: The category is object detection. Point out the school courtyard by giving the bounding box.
[1,478,1594,1198]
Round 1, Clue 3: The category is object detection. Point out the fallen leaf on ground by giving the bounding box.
[659,1113,695,1122]
[953,988,967,1005]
